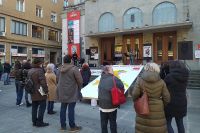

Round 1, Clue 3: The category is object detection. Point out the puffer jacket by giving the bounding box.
[57,64,83,103]
[132,71,170,133]
[164,67,189,118]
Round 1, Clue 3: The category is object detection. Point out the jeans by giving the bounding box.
[48,101,54,113]
[32,100,47,124]
[4,73,10,85]
[166,116,185,133]
[60,102,76,128]
[15,80,24,105]
[24,90,29,102]
[100,110,117,133]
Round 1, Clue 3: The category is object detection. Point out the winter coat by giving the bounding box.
[3,63,11,73]
[28,65,48,101]
[164,67,189,118]
[0,63,3,72]
[80,65,91,86]
[45,72,57,101]
[98,73,124,109]
[132,71,170,133]
[14,68,23,81]
[57,64,83,103]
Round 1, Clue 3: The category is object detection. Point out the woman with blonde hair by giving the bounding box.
[132,63,170,133]
[45,63,57,114]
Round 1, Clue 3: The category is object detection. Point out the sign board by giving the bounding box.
[143,45,152,58]
[81,65,144,99]
[67,10,80,57]
[195,50,200,58]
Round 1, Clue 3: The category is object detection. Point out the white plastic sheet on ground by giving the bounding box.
[81,65,144,99]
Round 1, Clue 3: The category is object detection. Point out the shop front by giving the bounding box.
[0,44,5,63]
[32,47,45,61]
[11,45,27,65]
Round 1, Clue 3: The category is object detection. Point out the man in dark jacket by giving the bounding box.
[3,61,11,85]
[57,55,83,132]
[28,58,49,127]
[164,60,189,133]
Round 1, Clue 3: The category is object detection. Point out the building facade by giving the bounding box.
[62,0,200,70]
[0,0,63,65]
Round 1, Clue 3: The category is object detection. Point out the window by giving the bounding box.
[0,45,5,53]
[153,2,177,25]
[99,12,115,32]
[36,5,43,18]
[32,25,44,39]
[52,0,57,3]
[11,20,27,36]
[16,0,25,12]
[48,30,58,41]
[0,17,5,32]
[51,12,57,22]
[123,8,143,29]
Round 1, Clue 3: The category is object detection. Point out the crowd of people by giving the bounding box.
[0,56,189,133]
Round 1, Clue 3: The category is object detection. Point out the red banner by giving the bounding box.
[198,44,200,50]
[67,10,80,58]
[67,10,80,21]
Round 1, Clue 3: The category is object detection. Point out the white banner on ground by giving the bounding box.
[81,65,144,99]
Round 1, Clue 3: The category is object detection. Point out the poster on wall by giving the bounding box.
[90,47,98,60]
[195,50,200,58]
[143,45,152,58]
[67,10,80,57]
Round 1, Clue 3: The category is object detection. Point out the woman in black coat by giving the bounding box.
[164,60,189,133]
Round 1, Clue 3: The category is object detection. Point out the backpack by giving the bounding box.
[24,72,34,94]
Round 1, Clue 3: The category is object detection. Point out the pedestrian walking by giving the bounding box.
[29,58,49,127]
[98,65,124,133]
[72,51,78,66]
[164,60,189,133]
[132,63,170,133]
[0,59,3,79]
[3,61,11,85]
[45,63,57,115]
[57,55,83,132]
[80,62,91,87]
[14,61,23,106]
[22,60,32,107]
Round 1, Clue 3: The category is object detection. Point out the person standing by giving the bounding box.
[80,62,91,87]
[22,60,32,107]
[45,63,57,115]
[164,60,189,133]
[129,50,135,65]
[29,58,49,127]
[14,61,23,106]
[72,51,78,66]
[57,55,83,132]
[98,65,124,133]
[3,61,11,85]
[132,63,170,133]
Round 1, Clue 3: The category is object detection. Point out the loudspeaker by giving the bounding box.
[86,49,91,55]
[178,41,193,60]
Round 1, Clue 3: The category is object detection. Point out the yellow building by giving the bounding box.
[0,0,63,65]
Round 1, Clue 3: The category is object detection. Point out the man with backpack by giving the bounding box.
[27,58,49,127]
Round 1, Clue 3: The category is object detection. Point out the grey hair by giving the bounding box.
[47,63,55,72]
[144,63,160,73]
[102,65,113,74]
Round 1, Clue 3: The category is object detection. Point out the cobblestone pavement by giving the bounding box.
[0,80,200,133]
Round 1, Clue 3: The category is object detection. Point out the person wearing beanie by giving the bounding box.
[28,58,49,127]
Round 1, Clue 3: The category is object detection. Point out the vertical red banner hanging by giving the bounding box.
[67,10,81,57]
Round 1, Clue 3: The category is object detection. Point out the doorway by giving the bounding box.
[153,32,177,63]
[100,37,115,65]
[50,52,56,64]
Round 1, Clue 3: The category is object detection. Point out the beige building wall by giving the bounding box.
[0,0,63,64]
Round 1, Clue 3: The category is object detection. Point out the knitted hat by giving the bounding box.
[32,58,44,65]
